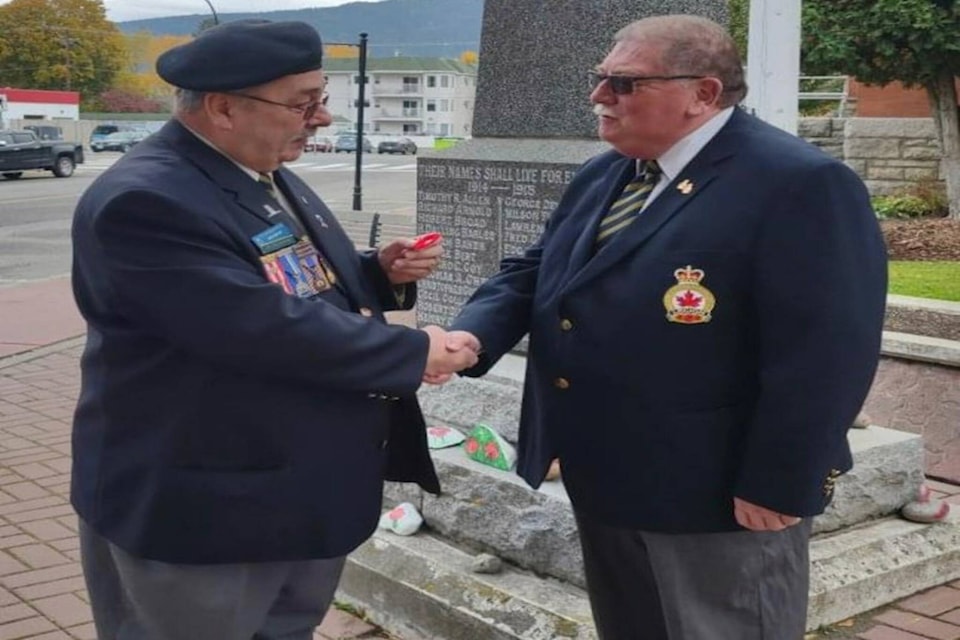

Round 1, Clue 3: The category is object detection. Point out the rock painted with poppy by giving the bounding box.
[463,423,516,471]
[426,424,466,449]
[378,502,424,536]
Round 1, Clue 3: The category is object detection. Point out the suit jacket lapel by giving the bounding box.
[563,122,738,296]
[157,120,287,229]
[274,169,365,300]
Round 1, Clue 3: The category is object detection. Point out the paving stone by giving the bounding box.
[0,603,34,623]
[927,480,960,495]
[0,493,15,507]
[0,550,27,576]
[0,536,35,549]
[64,623,96,640]
[0,497,63,517]
[24,632,72,640]
[31,593,92,628]
[940,608,960,625]
[876,609,960,639]
[18,521,73,543]
[14,576,86,600]
[0,563,84,589]
[859,625,936,639]
[901,587,960,617]
[317,608,376,639]
[7,544,70,570]
[4,505,74,525]
[0,586,18,606]
[0,616,57,640]
[1,484,49,502]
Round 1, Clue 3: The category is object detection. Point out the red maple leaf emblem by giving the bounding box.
[676,290,702,308]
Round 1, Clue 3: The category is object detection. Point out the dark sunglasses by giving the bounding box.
[588,71,706,95]
[230,92,330,121]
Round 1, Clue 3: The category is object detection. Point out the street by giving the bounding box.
[0,149,417,285]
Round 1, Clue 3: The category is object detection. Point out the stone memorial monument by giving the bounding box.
[335,2,958,638]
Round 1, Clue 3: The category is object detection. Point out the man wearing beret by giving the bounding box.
[70,19,476,639]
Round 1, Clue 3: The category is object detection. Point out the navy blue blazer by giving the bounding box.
[71,120,439,563]
[452,109,887,533]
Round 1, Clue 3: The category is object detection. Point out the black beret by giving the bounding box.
[157,20,323,91]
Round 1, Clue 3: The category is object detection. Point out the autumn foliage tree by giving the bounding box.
[802,0,960,219]
[0,0,124,109]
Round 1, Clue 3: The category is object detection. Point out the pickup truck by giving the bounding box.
[0,130,85,179]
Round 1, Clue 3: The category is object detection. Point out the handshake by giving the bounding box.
[420,326,482,385]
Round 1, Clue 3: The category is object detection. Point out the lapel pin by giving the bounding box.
[313,213,329,228]
[677,179,694,195]
[263,204,283,218]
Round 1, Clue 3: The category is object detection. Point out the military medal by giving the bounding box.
[677,179,694,195]
[663,265,716,324]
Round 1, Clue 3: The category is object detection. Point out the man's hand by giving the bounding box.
[733,497,802,532]
[421,325,479,384]
[421,329,482,385]
[378,237,443,285]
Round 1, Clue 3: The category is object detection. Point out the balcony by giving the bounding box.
[374,108,423,121]
[372,85,423,97]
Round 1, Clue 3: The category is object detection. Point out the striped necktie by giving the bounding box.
[595,160,662,247]
[257,172,305,236]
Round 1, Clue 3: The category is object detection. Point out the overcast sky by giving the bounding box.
[0,0,386,22]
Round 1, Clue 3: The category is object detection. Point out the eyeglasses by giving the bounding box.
[588,71,706,95]
[230,92,329,121]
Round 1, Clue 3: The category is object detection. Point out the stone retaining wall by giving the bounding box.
[799,117,942,196]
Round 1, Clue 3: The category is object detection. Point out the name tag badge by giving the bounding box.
[260,239,337,298]
[251,223,297,255]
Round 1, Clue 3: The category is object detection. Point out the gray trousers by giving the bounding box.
[79,520,346,640]
[575,512,812,640]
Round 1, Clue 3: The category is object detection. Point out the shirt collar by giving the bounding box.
[639,106,735,181]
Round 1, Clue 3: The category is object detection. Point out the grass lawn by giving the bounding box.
[888,261,960,302]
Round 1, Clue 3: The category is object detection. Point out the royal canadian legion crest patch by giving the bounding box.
[663,265,716,324]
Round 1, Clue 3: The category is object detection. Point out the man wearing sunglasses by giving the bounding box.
[446,14,886,639]
[70,19,477,639]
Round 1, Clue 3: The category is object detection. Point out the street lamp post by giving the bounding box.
[201,0,219,25]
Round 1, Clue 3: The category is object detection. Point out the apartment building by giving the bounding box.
[322,57,477,137]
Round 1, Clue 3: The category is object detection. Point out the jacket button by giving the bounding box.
[554,377,570,390]
[359,307,373,317]
[560,318,573,331]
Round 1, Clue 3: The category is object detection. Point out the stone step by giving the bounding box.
[885,294,960,342]
[338,513,960,639]
[385,419,923,589]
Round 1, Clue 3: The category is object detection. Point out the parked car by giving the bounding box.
[334,135,373,153]
[0,129,84,179]
[377,137,417,155]
[304,135,333,153]
[89,125,148,149]
[23,125,63,141]
[90,130,149,153]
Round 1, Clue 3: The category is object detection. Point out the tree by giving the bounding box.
[802,0,960,219]
[459,50,478,65]
[0,0,124,109]
[727,0,749,61]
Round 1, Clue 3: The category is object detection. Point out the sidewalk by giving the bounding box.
[1,276,959,640]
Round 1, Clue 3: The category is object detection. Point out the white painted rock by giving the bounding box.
[426,425,466,449]
[900,484,951,523]
[378,502,424,536]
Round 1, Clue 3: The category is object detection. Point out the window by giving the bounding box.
[426,100,437,112]
[13,133,34,144]
[403,123,419,133]
[427,76,436,88]
[440,75,450,88]
[402,76,419,93]
[440,123,450,135]
[440,100,449,112]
